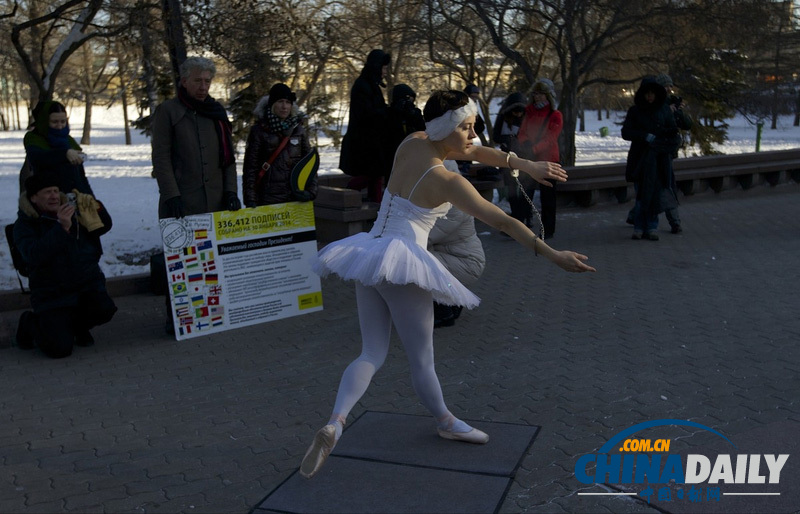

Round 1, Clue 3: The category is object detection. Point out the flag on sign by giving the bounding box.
[180,316,193,326]
[183,246,196,256]
[175,306,190,318]
[188,273,203,282]
[197,240,213,251]
[171,272,185,282]
[195,229,208,239]
[168,261,184,272]
[179,325,192,335]
[209,285,222,295]
[195,321,209,330]
[172,282,187,295]
[203,260,216,272]
[174,295,189,306]
[212,316,223,327]
[210,306,224,316]
[205,274,218,285]
[166,253,180,262]
[195,306,209,318]
[207,296,220,306]
[191,294,205,306]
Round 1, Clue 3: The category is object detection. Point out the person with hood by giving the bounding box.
[242,83,315,207]
[492,92,529,225]
[517,79,563,239]
[151,56,240,220]
[339,49,391,202]
[621,76,681,240]
[385,84,426,175]
[13,173,116,358]
[23,101,94,196]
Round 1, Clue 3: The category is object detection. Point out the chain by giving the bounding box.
[510,169,545,245]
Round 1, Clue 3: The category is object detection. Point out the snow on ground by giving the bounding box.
[0,105,797,291]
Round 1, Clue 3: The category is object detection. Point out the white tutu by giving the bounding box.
[313,194,480,308]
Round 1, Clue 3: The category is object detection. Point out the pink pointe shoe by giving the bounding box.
[299,424,337,478]
[437,426,489,444]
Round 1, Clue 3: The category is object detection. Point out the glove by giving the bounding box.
[292,190,315,202]
[73,189,105,231]
[244,202,257,209]
[645,133,656,143]
[225,191,241,211]
[164,196,184,218]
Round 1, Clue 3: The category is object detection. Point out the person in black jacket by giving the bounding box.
[13,173,116,358]
[242,83,316,207]
[621,76,681,241]
[385,84,426,174]
[339,49,391,202]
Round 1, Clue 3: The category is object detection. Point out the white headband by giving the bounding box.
[425,101,478,141]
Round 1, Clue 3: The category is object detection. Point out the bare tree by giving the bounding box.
[464,0,668,165]
[10,0,110,103]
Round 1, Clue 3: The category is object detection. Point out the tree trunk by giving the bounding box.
[560,84,578,166]
[81,97,93,145]
[14,81,22,129]
[139,7,160,118]
[122,86,131,145]
[161,0,187,92]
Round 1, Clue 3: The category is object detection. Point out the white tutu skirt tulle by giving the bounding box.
[312,232,480,308]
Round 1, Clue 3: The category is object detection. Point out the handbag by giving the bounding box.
[255,122,301,188]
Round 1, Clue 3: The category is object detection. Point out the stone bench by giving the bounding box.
[313,185,378,243]
[558,149,800,206]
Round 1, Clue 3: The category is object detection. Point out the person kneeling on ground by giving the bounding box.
[13,173,117,358]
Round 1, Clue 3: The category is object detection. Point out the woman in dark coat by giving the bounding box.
[242,83,315,207]
[621,77,680,240]
[23,101,94,196]
[339,49,391,202]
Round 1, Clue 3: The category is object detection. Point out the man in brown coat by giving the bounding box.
[152,56,240,218]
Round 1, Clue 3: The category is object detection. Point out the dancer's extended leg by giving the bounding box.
[377,283,488,444]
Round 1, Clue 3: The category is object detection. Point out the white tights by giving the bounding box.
[329,282,467,435]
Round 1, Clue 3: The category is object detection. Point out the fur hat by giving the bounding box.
[24,173,60,199]
[266,83,296,110]
[531,78,557,107]
[464,84,480,95]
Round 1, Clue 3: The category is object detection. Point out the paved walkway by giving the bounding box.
[1,184,799,513]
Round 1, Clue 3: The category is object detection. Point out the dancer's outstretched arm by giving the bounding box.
[432,170,595,273]
[447,146,566,187]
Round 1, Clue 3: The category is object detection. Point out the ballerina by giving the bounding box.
[300,89,595,479]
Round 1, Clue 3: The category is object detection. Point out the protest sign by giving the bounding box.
[159,202,322,340]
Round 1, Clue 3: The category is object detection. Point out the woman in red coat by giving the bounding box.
[517,79,563,238]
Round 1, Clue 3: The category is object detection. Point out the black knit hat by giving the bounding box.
[266,83,296,109]
[24,173,60,199]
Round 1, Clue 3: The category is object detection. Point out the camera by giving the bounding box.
[669,95,683,107]
[66,192,78,208]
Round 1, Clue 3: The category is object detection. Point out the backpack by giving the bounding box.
[4,223,30,292]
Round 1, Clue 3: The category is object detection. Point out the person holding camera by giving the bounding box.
[624,74,692,235]
[13,173,117,358]
[622,76,681,240]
